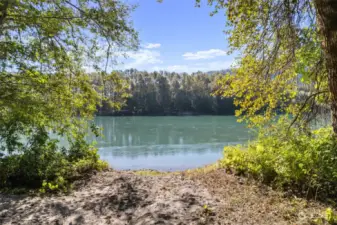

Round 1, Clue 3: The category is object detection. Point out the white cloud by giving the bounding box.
[121,49,163,69]
[183,49,227,60]
[144,43,161,49]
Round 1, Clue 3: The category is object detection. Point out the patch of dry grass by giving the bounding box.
[181,162,221,176]
[130,163,336,224]
[132,169,168,176]
[189,169,333,225]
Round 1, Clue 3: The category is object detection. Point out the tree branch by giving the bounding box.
[289,90,329,129]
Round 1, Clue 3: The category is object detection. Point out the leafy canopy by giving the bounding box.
[0,0,138,151]
[194,0,329,127]
[0,0,138,191]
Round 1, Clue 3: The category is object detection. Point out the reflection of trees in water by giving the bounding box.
[98,142,242,159]
[87,117,250,147]
[85,116,252,159]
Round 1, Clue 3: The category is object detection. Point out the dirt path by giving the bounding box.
[0,169,331,225]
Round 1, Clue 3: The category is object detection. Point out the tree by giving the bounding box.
[314,0,337,133]
[155,75,171,113]
[0,0,138,149]
[0,0,138,190]
[194,0,337,133]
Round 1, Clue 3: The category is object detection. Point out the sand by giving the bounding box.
[0,169,331,225]
[0,170,217,225]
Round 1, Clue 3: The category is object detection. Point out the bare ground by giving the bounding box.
[0,169,333,225]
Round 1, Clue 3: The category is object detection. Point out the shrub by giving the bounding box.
[313,208,337,225]
[325,208,337,224]
[0,129,108,193]
[221,118,337,201]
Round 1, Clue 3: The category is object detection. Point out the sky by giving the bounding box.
[116,0,236,73]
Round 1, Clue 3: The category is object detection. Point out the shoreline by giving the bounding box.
[0,166,332,225]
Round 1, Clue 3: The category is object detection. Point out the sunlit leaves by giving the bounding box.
[201,0,329,127]
[0,0,138,152]
[214,55,297,127]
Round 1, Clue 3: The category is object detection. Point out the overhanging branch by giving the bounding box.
[289,90,329,129]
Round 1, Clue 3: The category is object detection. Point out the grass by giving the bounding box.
[132,162,221,177]
[132,169,168,176]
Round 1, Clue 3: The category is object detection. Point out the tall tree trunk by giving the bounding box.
[315,0,337,135]
[0,0,9,26]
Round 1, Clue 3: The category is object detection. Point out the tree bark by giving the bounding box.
[314,0,337,135]
[0,0,9,27]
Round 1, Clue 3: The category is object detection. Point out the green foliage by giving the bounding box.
[313,208,337,225]
[194,0,336,205]
[221,118,337,201]
[213,56,298,126]
[325,208,337,225]
[0,0,137,192]
[193,0,329,128]
[0,128,108,193]
[0,0,138,150]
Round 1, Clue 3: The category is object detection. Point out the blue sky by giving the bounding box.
[116,0,235,73]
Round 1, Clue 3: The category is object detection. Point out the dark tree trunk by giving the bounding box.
[315,0,337,135]
[0,0,9,26]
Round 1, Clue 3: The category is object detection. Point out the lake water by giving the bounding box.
[87,116,251,171]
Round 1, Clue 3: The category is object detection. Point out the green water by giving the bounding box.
[88,116,252,171]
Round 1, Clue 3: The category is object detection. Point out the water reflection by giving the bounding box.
[86,116,251,160]
[57,115,330,170]
[98,142,242,159]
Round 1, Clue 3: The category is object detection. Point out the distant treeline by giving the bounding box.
[92,69,236,116]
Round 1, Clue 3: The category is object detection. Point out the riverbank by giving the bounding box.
[0,168,332,225]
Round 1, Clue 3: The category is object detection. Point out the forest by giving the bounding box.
[93,69,235,116]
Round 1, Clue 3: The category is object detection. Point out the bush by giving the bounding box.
[0,129,108,193]
[221,118,337,201]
